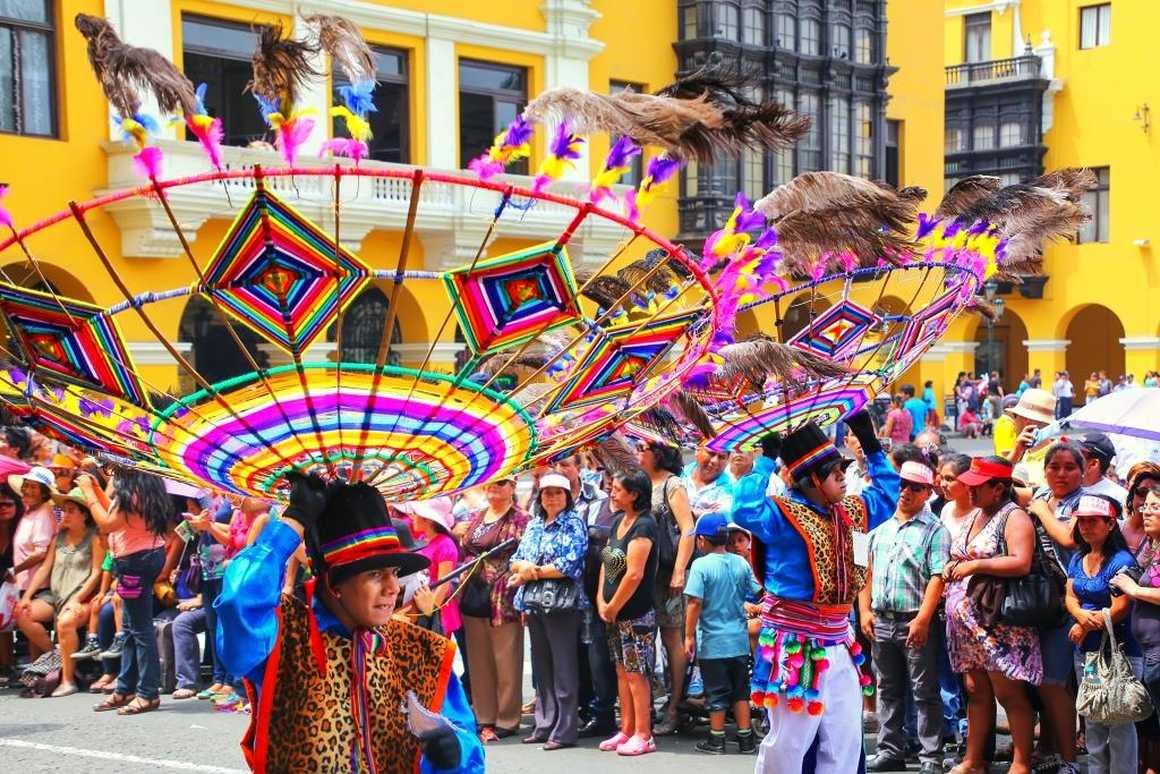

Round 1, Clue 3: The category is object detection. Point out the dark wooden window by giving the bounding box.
[884,119,900,188]
[775,13,795,50]
[458,59,527,174]
[0,0,56,137]
[854,26,874,64]
[1078,167,1109,243]
[716,2,739,40]
[182,15,268,147]
[741,5,764,46]
[800,18,820,55]
[336,286,401,365]
[332,46,409,162]
[610,80,645,186]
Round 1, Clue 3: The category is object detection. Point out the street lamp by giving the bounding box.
[983,279,1006,375]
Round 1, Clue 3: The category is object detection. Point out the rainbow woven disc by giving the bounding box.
[153,364,535,499]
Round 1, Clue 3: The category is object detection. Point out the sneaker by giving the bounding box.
[616,735,656,756]
[213,693,243,712]
[736,730,756,754]
[98,632,126,661]
[71,637,101,661]
[695,734,727,755]
[599,732,629,752]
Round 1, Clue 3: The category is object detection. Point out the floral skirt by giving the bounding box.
[608,609,657,675]
[946,580,1043,684]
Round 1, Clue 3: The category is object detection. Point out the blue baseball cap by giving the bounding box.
[693,512,729,540]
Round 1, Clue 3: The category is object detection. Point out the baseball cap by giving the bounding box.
[957,457,1015,486]
[1079,432,1116,465]
[693,512,729,541]
[1073,493,1121,519]
[899,461,934,487]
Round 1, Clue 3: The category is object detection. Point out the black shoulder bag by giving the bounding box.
[654,477,681,572]
[521,515,581,615]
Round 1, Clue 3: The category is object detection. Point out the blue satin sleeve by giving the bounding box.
[213,518,300,684]
[729,455,783,545]
[422,671,485,774]
[859,451,901,531]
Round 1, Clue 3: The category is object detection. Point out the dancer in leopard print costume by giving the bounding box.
[215,477,484,774]
[731,412,900,774]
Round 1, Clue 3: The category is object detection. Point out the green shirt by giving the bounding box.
[868,508,949,614]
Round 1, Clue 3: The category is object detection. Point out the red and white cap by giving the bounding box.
[1073,493,1120,519]
[899,461,934,486]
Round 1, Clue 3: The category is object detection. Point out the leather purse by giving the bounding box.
[1077,609,1153,725]
[521,578,580,615]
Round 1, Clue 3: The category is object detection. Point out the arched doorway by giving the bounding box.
[179,295,268,389]
[1066,304,1125,383]
[780,294,828,341]
[974,307,1029,392]
[328,286,402,365]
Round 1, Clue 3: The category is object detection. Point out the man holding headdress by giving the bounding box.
[731,411,900,773]
[215,476,484,774]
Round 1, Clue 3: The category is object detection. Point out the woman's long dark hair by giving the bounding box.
[1072,497,1129,560]
[0,481,25,542]
[615,468,653,514]
[646,442,684,476]
[112,468,173,536]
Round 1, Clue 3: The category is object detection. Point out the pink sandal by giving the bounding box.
[616,735,656,756]
[598,732,629,751]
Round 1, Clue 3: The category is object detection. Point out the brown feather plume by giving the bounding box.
[248,22,320,106]
[304,15,375,84]
[771,201,920,272]
[524,74,807,163]
[755,172,895,219]
[709,337,850,389]
[579,274,634,310]
[591,433,640,473]
[934,176,1003,219]
[665,389,717,439]
[966,296,999,322]
[74,14,197,117]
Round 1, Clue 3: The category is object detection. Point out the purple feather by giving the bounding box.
[732,193,765,233]
[645,155,681,187]
[916,213,940,240]
[502,115,533,148]
[605,136,641,170]
[549,121,582,159]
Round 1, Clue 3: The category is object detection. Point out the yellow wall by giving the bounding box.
[0,1,950,400]
[943,0,1160,385]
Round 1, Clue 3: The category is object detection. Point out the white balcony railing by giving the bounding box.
[100,139,634,271]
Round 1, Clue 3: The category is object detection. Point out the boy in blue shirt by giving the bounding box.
[685,512,762,755]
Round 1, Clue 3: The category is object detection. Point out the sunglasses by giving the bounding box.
[900,481,931,493]
[0,501,15,508]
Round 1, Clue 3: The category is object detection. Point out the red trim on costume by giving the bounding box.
[248,604,284,774]
[773,496,823,596]
[304,577,328,678]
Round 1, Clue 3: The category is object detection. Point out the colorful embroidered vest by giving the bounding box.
[242,595,456,774]
[772,495,869,606]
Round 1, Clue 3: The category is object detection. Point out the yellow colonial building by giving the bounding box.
[924,0,1160,400]
[0,0,945,396]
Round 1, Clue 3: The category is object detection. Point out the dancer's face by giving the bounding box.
[336,566,401,628]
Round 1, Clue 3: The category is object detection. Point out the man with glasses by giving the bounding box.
[859,461,950,773]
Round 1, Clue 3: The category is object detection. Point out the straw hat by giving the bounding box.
[51,487,91,511]
[1004,388,1056,426]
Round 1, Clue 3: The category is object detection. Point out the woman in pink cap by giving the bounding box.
[408,498,463,641]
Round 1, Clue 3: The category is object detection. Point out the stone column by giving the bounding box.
[426,38,458,169]
[1022,338,1068,378]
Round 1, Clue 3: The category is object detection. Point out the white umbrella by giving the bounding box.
[1057,388,1160,442]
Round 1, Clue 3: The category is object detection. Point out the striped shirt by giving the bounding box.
[868,507,949,614]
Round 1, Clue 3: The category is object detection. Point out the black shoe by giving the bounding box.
[695,735,727,755]
[579,717,617,738]
[736,730,756,754]
[866,753,908,772]
[919,762,943,774]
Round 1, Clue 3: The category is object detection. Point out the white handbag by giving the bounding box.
[1076,609,1153,725]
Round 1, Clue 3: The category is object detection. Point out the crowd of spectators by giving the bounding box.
[2,392,1160,772]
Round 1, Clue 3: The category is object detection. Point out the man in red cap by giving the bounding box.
[731,411,900,773]
[215,476,484,773]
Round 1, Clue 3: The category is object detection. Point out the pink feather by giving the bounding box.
[276,117,316,166]
[320,137,368,164]
[131,146,164,180]
[186,116,224,170]
[0,185,12,230]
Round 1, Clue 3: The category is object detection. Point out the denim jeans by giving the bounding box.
[202,577,228,685]
[586,613,617,720]
[97,599,119,676]
[1075,650,1142,774]
[114,547,165,700]
[871,612,944,766]
[172,607,206,690]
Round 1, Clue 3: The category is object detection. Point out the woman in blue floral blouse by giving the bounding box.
[509,473,588,750]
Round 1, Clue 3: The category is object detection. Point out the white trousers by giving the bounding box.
[755,643,862,774]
